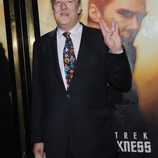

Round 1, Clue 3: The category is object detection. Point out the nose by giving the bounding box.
[130,16,139,30]
[60,1,68,10]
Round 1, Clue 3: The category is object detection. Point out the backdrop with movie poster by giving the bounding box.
[37,0,158,157]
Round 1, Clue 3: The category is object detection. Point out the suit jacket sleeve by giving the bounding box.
[105,47,132,92]
[31,40,44,144]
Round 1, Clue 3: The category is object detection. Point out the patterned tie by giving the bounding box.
[63,32,77,89]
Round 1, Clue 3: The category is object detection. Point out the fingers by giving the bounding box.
[99,19,112,39]
[99,18,119,37]
[33,143,44,158]
[99,18,122,52]
[99,19,110,32]
[111,18,115,32]
[35,153,46,158]
[99,20,107,37]
[111,18,119,33]
[115,21,119,33]
[35,153,43,158]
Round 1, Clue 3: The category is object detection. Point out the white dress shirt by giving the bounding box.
[57,22,83,89]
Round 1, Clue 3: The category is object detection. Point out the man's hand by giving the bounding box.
[33,142,44,158]
[99,18,123,54]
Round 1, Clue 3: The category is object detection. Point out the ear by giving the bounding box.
[51,3,55,13]
[88,4,102,23]
[78,5,82,14]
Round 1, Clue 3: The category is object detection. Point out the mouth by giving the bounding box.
[60,13,69,16]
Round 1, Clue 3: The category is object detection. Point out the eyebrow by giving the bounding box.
[117,8,147,18]
[117,8,136,16]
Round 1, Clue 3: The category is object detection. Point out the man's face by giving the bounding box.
[88,0,146,45]
[52,0,81,31]
[102,0,146,44]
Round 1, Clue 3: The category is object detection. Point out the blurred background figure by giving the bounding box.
[0,42,17,157]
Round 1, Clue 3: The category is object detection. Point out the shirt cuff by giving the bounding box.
[109,48,123,54]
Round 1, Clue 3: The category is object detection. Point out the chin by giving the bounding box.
[58,20,69,25]
[121,33,131,39]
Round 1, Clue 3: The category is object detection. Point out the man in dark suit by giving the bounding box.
[31,0,131,158]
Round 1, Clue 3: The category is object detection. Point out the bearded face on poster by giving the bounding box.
[87,0,147,72]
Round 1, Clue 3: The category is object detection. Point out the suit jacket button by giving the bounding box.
[67,94,71,98]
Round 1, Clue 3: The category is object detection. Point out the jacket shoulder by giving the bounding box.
[82,24,102,34]
[33,29,57,45]
[82,24,104,41]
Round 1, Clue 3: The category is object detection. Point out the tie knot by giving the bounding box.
[63,32,71,39]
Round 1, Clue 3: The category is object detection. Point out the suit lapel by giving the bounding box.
[49,29,66,91]
[69,25,91,90]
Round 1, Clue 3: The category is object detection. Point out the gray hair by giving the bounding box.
[51,0,81,5]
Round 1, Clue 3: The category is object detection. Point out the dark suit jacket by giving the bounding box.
[31,24,132,158]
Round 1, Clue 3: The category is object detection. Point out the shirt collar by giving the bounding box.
[57,21,82,37]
